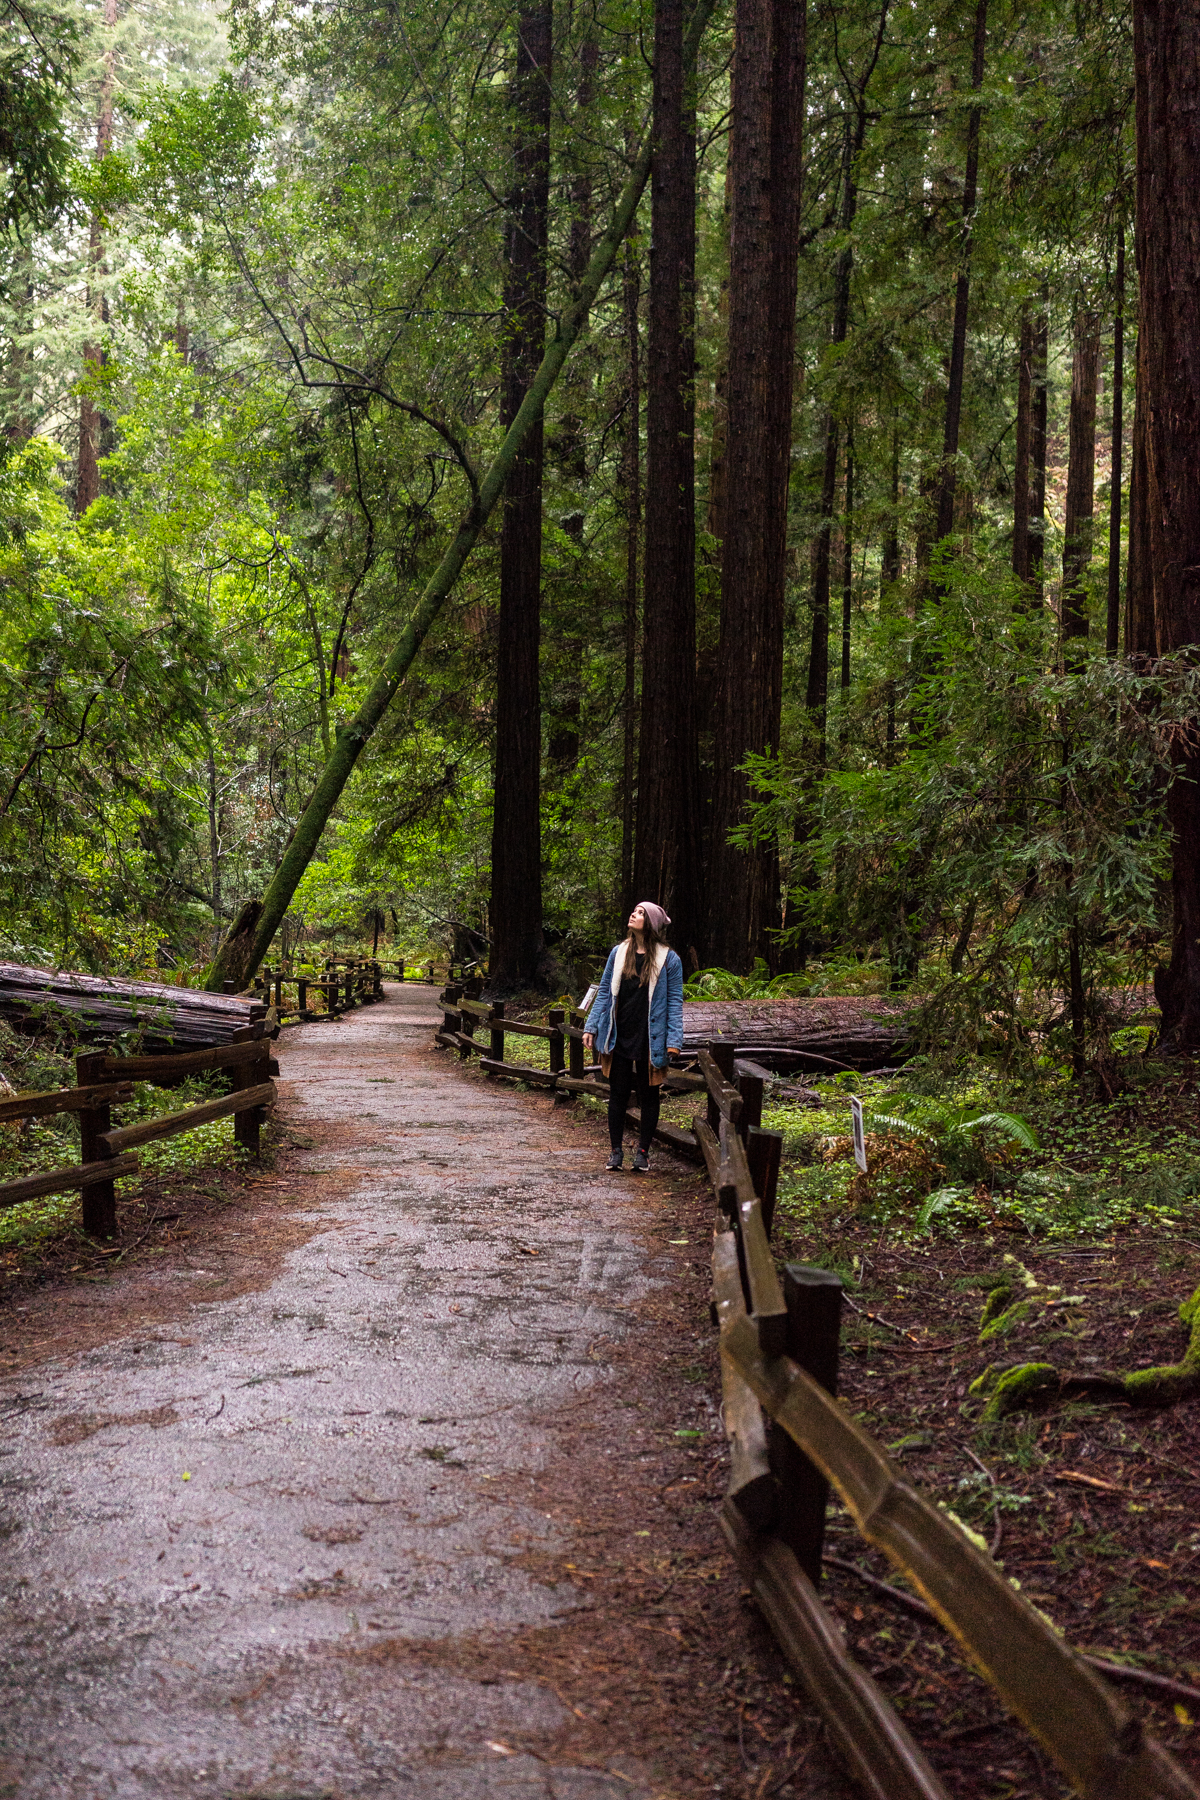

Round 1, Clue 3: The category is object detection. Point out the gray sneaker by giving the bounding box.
[632,1148,650,1173]
[605,1149,623,1171]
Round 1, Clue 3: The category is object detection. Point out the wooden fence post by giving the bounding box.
[398,959,405,983]
[222,980,236,995]
[76,1052,116,1237]
[771,1264,843,1585]
[737,1069,763,1143]
[488,1003,505,1079]
[548,1008,565,1076]
[459,1006,476,1060]
[233,1042,270,1156]
[297,977,308,1018]
[708,1040,735,1133]
[274,969,283,1009]
[747,1126,783,1237]
[568,1027,585,1080]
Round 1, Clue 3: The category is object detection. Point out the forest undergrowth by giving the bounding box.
[452,1020,1200,1793]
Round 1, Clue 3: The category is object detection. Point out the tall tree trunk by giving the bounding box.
[1126,320,1155,655]
[1012,303,1033,586]
[840,423,854,693]
[1135,0,1200,1047]
[621,236,641,918]
[76,0,118,516]
[488,3,553,993]
[881,414,901,594]
[634,0,702,959]
[1029,298,1049,606]
[201,0,722,994]
[1061,305,1101,663]
[3,242,34,446]
[707,0,805,971]
[1106,223,1125,657]
[932,0,988,554]
[547,29,599,772]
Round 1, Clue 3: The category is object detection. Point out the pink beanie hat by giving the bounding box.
[637,900,671,935]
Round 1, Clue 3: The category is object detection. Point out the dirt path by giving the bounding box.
[0,986,835,1800]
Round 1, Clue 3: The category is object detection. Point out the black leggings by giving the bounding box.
[607,1052,661,1151]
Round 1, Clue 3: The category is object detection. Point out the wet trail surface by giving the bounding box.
[0,985,724,1800]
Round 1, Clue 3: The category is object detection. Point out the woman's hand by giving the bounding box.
[583,1032,595,1051]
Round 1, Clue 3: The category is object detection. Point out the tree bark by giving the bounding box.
[489,2,553,993]
[707,0,805,972]
[1135,0,1200,1048]
[200,0,723,993]
[1029,298,1049,605]
[1061,305,1100,662]
[634,0,702,960]
[932,0,988,553]
[1125,318,1155,655]
[881,414,901,593]
[547,28,599,774]
[1106,223,1125,657]
[1012,304,1033,586]
[840,424,854,693]
[621,236,641,918]
[76,0,118,516]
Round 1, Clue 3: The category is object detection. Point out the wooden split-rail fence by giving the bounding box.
[433,993,1197,1800]
[244,957,385,1023]
[0,1031,278,1237]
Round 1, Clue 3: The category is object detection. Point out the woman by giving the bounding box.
[583,901,684,1172]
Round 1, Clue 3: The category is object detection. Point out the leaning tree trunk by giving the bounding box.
[489,2,553,994]
[707,0,805,971]
[201,0,722,994]
[1061,305,1100,664]
[1136,0,1200,1048]
[634,0,703,962]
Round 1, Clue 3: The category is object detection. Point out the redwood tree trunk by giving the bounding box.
[621,235,641,917]
[933,0,988,551]
[76,0,118,515]
[1012,304,1033,585]
[1106,224,1126,657]
[1061,305,1100,661]
[707,0,805,970]
[1135,0,1200,1048]
[634,0,702,960]
[489,4,553,992]
[1029,299,1049,604]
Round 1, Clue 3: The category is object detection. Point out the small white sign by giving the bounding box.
[579,983,600,1016]
[851,1096,867,1173]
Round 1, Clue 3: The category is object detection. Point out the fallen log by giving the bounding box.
[0,962,266,1050]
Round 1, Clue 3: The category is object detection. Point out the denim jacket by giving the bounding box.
[584,941,684,1070]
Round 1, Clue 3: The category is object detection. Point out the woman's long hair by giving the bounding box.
[621,916,664,986]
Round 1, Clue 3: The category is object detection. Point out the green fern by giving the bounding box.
[949,1111,1040,1151]
[861,1112,937,1146]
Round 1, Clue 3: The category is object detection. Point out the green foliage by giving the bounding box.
[683,959,811,1001]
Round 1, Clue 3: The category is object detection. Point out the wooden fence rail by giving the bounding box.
[431,996,1198,1800]
[0,1033,277,1237]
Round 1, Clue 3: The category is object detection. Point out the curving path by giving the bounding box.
[0,984,719,1799]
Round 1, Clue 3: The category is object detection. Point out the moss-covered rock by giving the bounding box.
[980,1361,1059,1421]
[1120,1282,1200,1408]
[979,1297,1032,1341]
[979,1282,1015,1328]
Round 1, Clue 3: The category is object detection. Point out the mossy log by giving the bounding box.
[973,1284,1200,1419]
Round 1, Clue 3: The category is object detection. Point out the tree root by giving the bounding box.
[971,1284,1200,1419]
